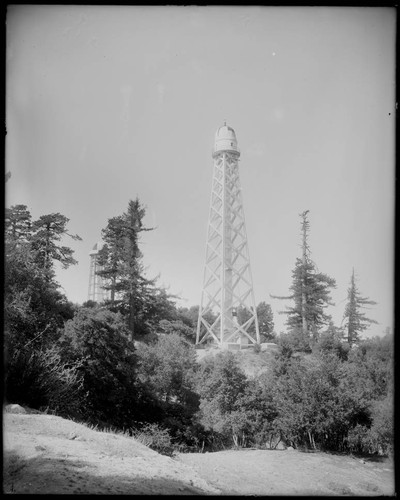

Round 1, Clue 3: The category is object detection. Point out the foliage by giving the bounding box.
[267,333,393,453]
[134,333,202,447]
[137,287,181,336]
[136,333,198,405]
[286,259,336,340]
[59,307,148,428]
[132,423,175,456]
[176,305,201,329]
[4,230,75,353]
[236,302,275,343]
[253,342,261,353]
[342,269,378,345]
[157,319,196,342]
[135,335,199,443]
[367,392,394,455]
[4,205,78,349]
[345,335,393,400]
[4,346,83,418]
[256,302,275,341]
[5,204,32,241]
[4,205,82,421]
[96,199,152,337]
[234,378,278,448]
[271,211,336,348]
[196,352,249,446]
[30,213,82,275]
[96,199,177,339]
[276,328,312,357]
[347,391,394,456]
[314,321,350,361]
[270,353,366,451]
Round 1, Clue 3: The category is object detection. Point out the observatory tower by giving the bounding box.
[88,242,108,302]
[196,124,260,349]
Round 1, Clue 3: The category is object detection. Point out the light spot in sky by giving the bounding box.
[273,108,284,122]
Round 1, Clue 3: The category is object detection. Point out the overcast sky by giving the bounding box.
[6,5,395,338]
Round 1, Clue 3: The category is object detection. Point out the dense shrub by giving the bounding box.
[132,423,175,456]
[195,352,276,449]
[135,333,201,446]
[346,424,371,454]
[59,307,146,428]
[367,394,394,455]
[346,393,394,456]
[4,346,83,417]
[136,333,198,405]
[253,343,261,354]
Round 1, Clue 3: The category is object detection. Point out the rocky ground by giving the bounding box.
[3,407,395,496]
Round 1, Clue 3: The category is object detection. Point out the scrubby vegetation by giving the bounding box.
[4,202,393,457]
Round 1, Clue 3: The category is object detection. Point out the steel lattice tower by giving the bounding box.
[196,124,260,349]
[88,242,108,302]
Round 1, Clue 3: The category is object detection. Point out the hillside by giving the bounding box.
[3,410,218,495]
[3,407,395,496]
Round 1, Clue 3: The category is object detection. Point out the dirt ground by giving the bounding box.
[179,448,395,496]
[3,409,395,496]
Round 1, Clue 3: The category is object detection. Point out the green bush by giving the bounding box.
[60,307,144,428]
[253,343,261,354]
[345,395,393,456]
[368,395,394,456]
[346,424,371,454]
[5,346,83,417]
[133,423,175,456]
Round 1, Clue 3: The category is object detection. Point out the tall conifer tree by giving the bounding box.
[31,213,82,278]
[342,269,377,345]
[96,198,154,339]
[5,204,32,241]
[272,210,336,347]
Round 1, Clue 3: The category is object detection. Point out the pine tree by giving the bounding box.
[30,213,82,277]
[97,214,128,303]
[256,302,275,342]
[272,210,336,347]
[5,205,32,241]
[96,198,155,339]
[4,206,77,349]
[342,269,378,346]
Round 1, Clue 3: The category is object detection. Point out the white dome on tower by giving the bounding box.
[213,123,240,157]
[89,241,104,256]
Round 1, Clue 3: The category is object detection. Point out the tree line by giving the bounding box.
[271,210,379,349]
[4,201,393,457]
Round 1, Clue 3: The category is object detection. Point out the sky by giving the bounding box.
[6,5,396,338]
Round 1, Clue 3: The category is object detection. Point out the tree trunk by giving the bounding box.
[111,277,116,304]
[273,434,281,450]
[232,434,239,448]
[129,292,135,341]
[308,430,315,449]
[301,212,309,337]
